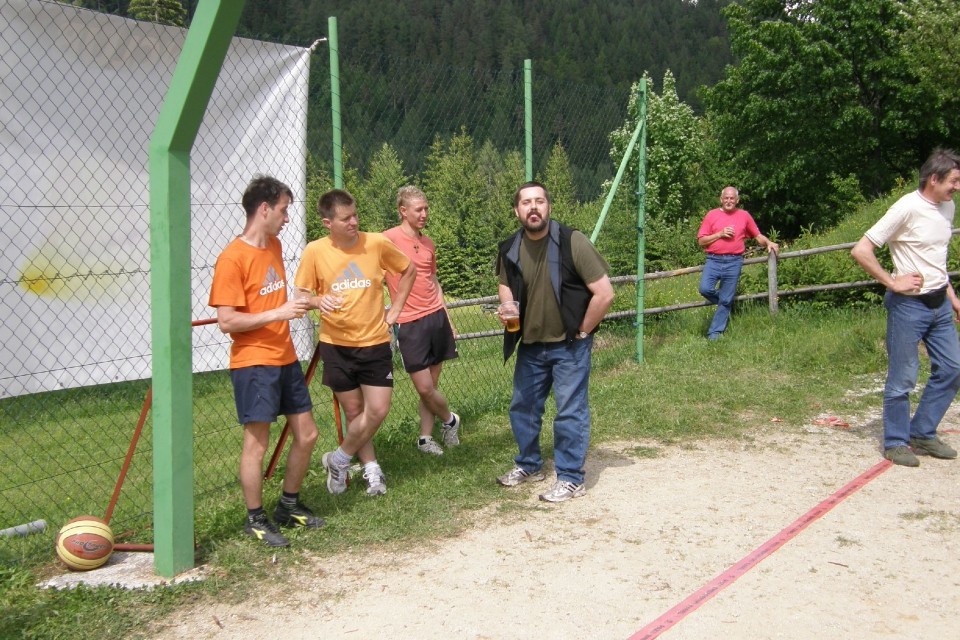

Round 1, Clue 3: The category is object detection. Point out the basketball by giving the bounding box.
[55,516,114,571]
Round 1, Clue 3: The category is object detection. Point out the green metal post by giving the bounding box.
[590,111,644,245]
[149,0,244,577]
[635,80,648,363]
[329,16,343,188]
[524,59,533,181]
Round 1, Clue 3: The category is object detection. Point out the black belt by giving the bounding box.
[913,285,948,309]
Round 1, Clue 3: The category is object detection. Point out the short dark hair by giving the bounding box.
[317,189,356,220]
[241,175,293,218]
[513,181,551,208]
[919,148,960,190]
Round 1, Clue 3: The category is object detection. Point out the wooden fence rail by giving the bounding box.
[452,231,960,339]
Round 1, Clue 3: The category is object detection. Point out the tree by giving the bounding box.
[355,144,409,232]
[127,0,186,27]
[703,0,950,235]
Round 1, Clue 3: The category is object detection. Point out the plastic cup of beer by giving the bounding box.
[498,301,520,333]
[292,286,311,318]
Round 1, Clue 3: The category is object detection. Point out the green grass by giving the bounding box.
[0,300,904,640]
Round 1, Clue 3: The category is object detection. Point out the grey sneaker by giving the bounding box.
[441,412,461,446]
[497,465,545,487]
[322,451,349,494]
[363,465,387,496]
[909,436,958,459]
[884,446,920,467]
[539,480,587,503]
[417,436,444,455]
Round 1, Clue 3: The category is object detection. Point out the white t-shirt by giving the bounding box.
[865,190,955,294]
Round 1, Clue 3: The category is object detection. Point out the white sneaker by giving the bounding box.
[417,437,444,456]
[539,480,586,503]
[363,465,387,496]
[441,412,461,446]
[497,465,545,487]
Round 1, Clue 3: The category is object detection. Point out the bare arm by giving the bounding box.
[850,236,922,293]
[580,275,615,334]
[385,261,417,325]
[216,299,308,334]
[698,227,734,248]
[754,233,779,255]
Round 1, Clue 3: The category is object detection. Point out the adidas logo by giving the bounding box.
[386,372,393,380]
[332,262,372,292]
[260,266,285,296]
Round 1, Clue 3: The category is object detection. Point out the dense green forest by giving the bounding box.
[65,0,960,300]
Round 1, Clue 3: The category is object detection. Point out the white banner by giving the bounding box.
[0,1,313,398]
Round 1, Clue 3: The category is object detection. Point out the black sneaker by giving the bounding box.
[273,501,326,529]
[244,513,290,547]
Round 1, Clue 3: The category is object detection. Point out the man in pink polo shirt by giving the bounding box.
[697,186,779,340]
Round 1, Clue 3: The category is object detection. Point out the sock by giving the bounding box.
[442,413,456,427]
[332,447,352,468]
[280,491,298,509]
[364,460,380,473]
[247,506,265,521]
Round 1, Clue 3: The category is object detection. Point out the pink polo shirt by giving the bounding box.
[697,208,761,255]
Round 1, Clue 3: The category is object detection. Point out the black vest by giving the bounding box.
[496,220,593,361]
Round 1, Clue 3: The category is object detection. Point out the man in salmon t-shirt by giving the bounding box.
[383,186,461,456]
[208,175,324,548]
[295,189,416,497]
[697,186,779,340]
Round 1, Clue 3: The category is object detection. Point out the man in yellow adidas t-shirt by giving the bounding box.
[295,189,415,496]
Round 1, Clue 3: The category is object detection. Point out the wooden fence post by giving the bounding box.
[768,252,779,314]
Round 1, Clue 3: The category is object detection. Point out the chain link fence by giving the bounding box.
[1,1,633,567]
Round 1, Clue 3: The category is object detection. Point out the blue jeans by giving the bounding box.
[699,254,743,338]
[882,291,960,449]
[509,337,593,485]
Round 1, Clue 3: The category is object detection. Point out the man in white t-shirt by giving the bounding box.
[852,148,960,467]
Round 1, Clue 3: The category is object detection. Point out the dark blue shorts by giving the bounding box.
[318,342,394,392]
[230,361,313,425]
[396,308,459,373]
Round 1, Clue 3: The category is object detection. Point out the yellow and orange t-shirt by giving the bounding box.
[208,236,297,369]
[295,232,410,347]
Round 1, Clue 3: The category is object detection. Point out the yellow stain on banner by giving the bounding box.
[18,247,137,302]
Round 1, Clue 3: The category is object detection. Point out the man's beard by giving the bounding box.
[522,212,548,233]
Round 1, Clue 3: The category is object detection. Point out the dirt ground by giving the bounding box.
[148,404,960,640]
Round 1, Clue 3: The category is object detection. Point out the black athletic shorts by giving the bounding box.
[396,308,459,373]
[318,341,394,391]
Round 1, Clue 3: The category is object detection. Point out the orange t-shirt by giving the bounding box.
[295,232,410,347]
[208,237,297,369]
[382,226,445,323]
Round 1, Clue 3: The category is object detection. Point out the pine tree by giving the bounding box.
[127,0,187,27]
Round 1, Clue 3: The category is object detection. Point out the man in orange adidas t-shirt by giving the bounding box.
[383,186,461,456]
[295,189,415,497]
[209,175,323,547]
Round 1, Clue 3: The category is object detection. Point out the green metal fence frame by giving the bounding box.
[149,0,244,578]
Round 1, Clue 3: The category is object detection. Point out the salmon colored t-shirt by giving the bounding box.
[382,226,444,323]
[208,236,297,369]
[295,232,410,347]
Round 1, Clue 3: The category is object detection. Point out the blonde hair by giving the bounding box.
[396,185,427,209]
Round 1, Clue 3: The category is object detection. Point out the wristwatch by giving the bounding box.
[577,331,590,339]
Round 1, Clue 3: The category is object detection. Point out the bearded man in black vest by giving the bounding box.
[495,182,615,502]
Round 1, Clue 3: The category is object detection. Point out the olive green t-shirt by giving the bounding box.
[499,230,608,343]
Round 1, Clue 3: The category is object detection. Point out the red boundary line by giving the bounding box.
[628,459,892,640]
